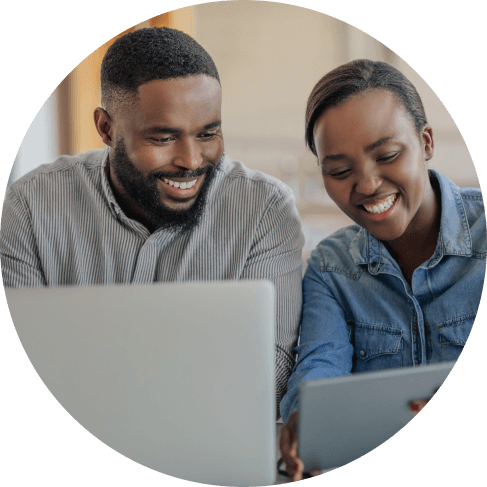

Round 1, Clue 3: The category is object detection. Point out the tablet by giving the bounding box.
[298,361,455,471]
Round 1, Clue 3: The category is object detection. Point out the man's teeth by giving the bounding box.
[163,179,198,189]
[363,194,397,214]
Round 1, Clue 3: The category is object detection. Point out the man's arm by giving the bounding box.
[239,187,304,419]
[0,186,47,287]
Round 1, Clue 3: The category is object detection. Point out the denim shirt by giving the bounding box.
[280,170,486,422]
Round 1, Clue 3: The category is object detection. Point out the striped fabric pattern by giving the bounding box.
[0,149,305,418]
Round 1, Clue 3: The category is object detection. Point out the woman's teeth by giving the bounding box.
[363,194,397,214]
[163,178,198,189]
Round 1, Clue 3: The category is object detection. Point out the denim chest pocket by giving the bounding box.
[438,313,475,362]
[350,322,403,373]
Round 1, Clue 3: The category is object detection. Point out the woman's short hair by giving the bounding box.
[305,60,427,156]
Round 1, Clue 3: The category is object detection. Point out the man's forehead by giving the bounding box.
[119,76,222,130]
[136,76,221,104]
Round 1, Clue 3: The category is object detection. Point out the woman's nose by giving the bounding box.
[354,166,382,195]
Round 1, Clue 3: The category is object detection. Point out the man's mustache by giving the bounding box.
[149,154,224,181]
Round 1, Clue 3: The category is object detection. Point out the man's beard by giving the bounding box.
[110,139,222,234]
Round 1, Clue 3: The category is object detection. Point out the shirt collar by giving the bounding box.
[349,169,472,267]
[99,148,124,217]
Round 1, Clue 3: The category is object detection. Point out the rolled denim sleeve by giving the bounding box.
[280,250,354,423]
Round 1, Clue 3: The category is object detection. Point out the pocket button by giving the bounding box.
[360,349,366,357]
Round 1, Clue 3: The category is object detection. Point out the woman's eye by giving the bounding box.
[329,168,351,179]
[378,152,399,163]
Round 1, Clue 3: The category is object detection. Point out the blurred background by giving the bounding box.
[9,1,479,264]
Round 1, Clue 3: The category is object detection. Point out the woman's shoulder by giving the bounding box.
[307,225,364,276]
[459,187,486,256]
[459,186,484,214]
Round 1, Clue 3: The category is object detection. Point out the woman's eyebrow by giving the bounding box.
[319,153,345,166]
[319,136,397,166]
[365,136,395,152]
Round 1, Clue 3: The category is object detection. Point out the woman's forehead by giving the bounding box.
[314,90,414,153]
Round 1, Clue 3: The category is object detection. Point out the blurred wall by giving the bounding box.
[10,1,479,259]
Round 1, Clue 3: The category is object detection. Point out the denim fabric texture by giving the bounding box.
[280,170,486,422]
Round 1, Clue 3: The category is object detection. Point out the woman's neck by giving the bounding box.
[383,178,441,286]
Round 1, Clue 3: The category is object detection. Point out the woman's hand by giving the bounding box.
[280,412,305,481]
[280,412,322,481]
[409,389,438,415]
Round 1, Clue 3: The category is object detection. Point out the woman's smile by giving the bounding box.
[359,193,399,221]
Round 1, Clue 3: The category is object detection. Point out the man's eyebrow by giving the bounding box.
[144,126,181,135]
[202,120,221,131]
[319,136,396,166]
[142,120,221,135]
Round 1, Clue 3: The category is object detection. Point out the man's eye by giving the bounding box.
[151,137,174,144]
[198,133,216,140]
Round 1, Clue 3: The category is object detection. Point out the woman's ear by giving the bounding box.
[422,124,434,161]
[94,107,113,147]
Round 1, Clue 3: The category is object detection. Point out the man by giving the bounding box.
[0,27,304,417]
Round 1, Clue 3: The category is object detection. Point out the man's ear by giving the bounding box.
[94,107,114,147]
[422,124,434,161]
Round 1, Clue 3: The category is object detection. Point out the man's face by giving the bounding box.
[108,75,224,232]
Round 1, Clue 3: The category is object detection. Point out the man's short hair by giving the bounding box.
[101,27,220,113]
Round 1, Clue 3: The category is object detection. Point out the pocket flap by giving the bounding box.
[438,314,475,345]
[353,323,402,362]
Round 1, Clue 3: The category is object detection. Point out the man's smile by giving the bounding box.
[158,175,204,200]
[163,177,198,189]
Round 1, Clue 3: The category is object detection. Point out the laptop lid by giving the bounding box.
[6,280,276,486]
[298,361,455,472]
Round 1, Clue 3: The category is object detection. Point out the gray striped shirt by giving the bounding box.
[0,149,304,417]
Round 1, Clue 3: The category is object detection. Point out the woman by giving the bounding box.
[279,60,485,480]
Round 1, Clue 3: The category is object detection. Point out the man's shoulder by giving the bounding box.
[216,156,294,200]
[10,149,106,193]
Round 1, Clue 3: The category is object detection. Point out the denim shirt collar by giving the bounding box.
[349,169,472,269]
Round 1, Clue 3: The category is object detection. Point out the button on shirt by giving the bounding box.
[280,170,486,422]
[0,149,305,417]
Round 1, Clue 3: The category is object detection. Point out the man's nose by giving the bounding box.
[173,139,203,171]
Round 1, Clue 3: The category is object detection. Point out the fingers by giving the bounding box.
[283,453,302,480]
[290,456,305,481]
[280,412,303,480]
[310,470,323,477]
[280,424,298,476]
[409,387,439,415]
[409,399,429,415]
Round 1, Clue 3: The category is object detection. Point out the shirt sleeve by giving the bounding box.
[279,249,354,423]
[239,187,304,419]
[0,186,47,287]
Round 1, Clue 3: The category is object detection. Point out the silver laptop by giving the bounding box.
[6,281,276,486]
[298,361,455,472]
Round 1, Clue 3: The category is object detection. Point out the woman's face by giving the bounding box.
[313,89,435,242]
